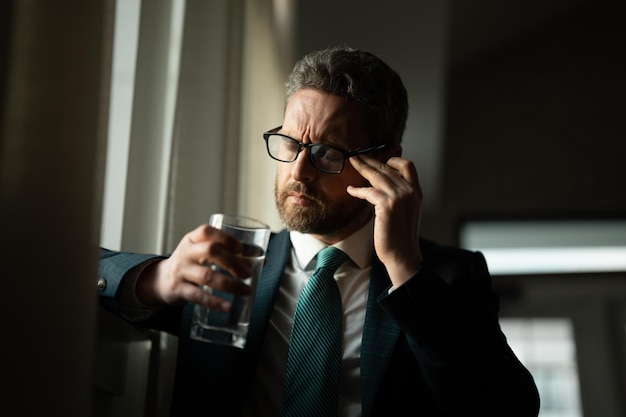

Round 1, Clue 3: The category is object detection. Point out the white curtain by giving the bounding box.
[101,0,293,254]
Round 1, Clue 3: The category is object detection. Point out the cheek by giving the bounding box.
[275,164,290,185]
[342,164,369,187]
[323,174,364,199]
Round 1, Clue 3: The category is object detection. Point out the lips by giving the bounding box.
[287,191,316,206]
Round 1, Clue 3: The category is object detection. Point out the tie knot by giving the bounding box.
[315,246,348,274]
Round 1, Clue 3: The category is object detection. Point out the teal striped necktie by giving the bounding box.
[282,246,348,417]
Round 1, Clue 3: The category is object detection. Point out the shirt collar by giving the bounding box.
[289,216,375,270]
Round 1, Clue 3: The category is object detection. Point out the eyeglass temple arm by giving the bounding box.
[345,143,388,157]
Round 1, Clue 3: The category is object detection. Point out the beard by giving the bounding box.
[275,181,370,236]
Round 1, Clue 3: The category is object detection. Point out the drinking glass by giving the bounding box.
[189,213,270,348]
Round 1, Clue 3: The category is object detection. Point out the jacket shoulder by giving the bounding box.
[418,237,487,285]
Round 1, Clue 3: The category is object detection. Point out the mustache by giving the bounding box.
[280,182,324,204]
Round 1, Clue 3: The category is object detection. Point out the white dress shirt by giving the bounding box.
[242,218,374,417]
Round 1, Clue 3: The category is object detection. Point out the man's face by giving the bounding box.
[274,88,374,239]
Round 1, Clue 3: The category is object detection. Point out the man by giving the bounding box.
[99,46,539,416]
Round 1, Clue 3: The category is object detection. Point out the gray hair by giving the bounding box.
[285,45,408,146]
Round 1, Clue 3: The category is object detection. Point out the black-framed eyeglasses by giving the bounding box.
[262,126,387,174]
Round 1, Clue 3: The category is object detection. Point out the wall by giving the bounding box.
[437,2,626,244]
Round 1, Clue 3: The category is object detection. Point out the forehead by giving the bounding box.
[282,89,371,148]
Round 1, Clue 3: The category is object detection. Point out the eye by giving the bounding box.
[312,145,343,162]
[281,137,299,151]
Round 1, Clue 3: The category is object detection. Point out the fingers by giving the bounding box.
[385,157,419,186]
[186,224,251,278]
[349,154,419,188]
[156,260,253,311]
[177,272,252,311]
[346,155,422,207]
[150,224,256,310]
[188,224,243,262]
[179,284,233,310]
[202,267,253,296]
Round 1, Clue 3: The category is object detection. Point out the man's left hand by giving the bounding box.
[347,154,423,287]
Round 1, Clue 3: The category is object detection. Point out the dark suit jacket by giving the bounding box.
[98,230,539,417]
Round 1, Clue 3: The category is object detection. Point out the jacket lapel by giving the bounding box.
[246,229,291,352]
[360,258,401,417]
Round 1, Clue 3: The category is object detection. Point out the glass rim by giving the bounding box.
[209,213,270,231]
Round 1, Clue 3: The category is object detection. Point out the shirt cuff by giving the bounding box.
[387,265,422,294]
[117,258,164,321]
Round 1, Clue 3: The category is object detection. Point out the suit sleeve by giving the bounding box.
[98,248,163,299]
[378,248,540,417]
[98,248,182,332]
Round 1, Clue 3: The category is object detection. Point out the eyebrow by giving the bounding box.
[278,127,353,151]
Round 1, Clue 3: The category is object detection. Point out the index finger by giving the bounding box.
[189,224,243,252]
[385,156,419,185]
[349,154,402,184]
[187,225,251,278]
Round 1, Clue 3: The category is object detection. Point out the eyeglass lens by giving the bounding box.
[267,135,345,173]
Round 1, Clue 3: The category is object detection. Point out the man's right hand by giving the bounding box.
[135,224,253,311]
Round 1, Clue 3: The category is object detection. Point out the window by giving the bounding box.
[459,220,626,275]
[501,318,582,417]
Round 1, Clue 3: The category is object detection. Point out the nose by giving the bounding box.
[291,147,317,182]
